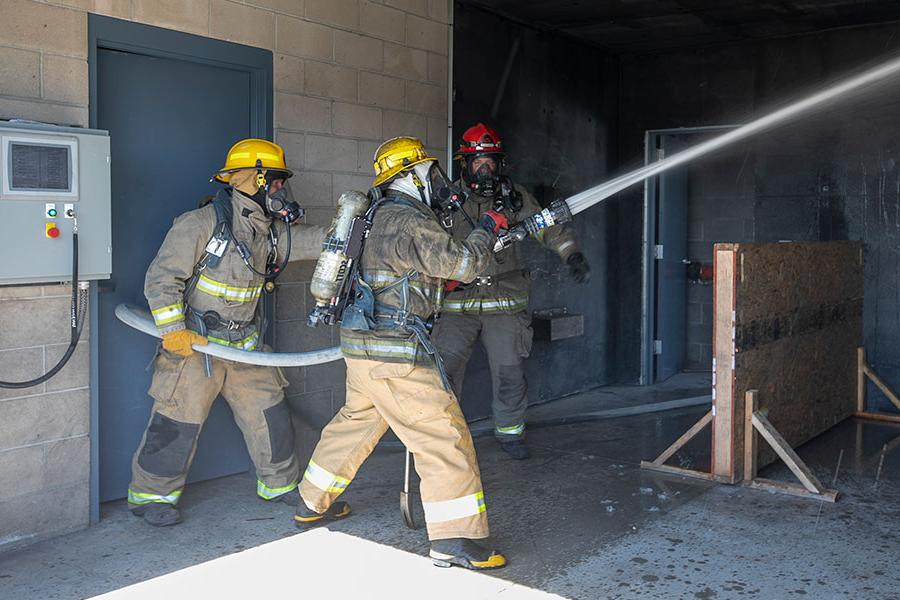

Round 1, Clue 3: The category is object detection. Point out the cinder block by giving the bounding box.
[274,283,307,321]
[385,0,427,17]
[295,170,333,207]
[427,51,447,84]
[359,1,405,43]
[41,284,71,298]
[306,0,359,29]
[358,71,404,109]
[275,130,305,169]
[0,297,73,350]
[0,47,40,99]
[0,0,87,58]
[210,0,274,49]
[304,207,336,226]
[86,0,132,19]
[382,110,426,140]
[335,31,383,71]
[357,140,380,174]
[133,0,210,37]
[0,285,42,300]
[0,483,88,548]
[45,340,90,393]
[275,53,304,95]
[0,97,87,127]
[279,260,317,284]
[42,55,88,106]
[426,115,446,149]
[304,60,357,102]
[275,92,331,133]
[333,173,373,195]
[0,346,42,401]
[333,102,382,140]
[305,135,358,172]
[405,13,447,55]
[247,0,304,17]
[276,15,333,61]
[0,446,43,501]
[405,80,446,116]
[383,43,426,80]
[276,319,334,353]
[42,435,90,488]
[0,389,89,450]
[427,0,449,23]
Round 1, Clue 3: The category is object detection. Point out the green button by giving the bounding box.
[48,209,57,217]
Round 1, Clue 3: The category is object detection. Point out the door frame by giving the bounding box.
[87,14,273,523]
[640,125,736,385]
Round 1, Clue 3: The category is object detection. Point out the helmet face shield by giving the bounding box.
[426,162,465,211]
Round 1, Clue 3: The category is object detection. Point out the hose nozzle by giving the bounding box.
[494,199,572,252]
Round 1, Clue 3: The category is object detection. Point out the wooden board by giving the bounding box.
[712,241,863,480]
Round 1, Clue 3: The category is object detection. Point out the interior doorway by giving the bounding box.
[640,126,743,385]
[88,15,273,511]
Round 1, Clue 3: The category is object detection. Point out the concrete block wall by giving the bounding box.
[0,0,450,550]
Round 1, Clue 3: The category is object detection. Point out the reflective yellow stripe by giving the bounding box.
[496,423,525,436]
[340,340,419,361]
[257,480,297,500]
[195,274,262,303]
[441,296,528,313]
[151,303,185,326]
[207,332,259,351]
[303,460,351,494]
[128,488,182,505]
[422,491,486,523]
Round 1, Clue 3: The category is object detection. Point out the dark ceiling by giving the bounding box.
[461,1,900,53]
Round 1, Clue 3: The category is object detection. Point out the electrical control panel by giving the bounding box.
[0,121,111,285]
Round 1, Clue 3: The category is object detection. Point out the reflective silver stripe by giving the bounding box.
[303,460,350,494]
[496,423,525,436]
[127,488,182,505]
[556,240,577,255]
[365,270,438,299]
[449,247,471,280]
[422,491,486,523]
[151,304,184,326]
[442,296,528,313]
[257,480,297,499]
[341,342,419,360]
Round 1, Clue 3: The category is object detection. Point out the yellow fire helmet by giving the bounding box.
[372,136,435,187]
[214,138,293,183]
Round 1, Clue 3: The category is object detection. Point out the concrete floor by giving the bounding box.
[2,374,900,599]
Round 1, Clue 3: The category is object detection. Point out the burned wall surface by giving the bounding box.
[451,2,618,416]
[615,22,900,412]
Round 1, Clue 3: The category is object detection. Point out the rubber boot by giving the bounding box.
[429,538,507,570]
[498,438,530,460]
[293,501,352,529]
[130,503,182,527]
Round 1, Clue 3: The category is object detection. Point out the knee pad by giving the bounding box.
[264,401,295,464]
[497,363,527,401]
[138,412,200,477]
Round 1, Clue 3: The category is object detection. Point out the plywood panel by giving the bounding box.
[713,241,863,477]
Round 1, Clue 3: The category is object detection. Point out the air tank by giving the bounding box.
[309,190,370,308]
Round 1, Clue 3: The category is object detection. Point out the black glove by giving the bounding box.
[567,252,591,284]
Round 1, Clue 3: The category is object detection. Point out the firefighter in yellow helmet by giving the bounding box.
[128,139,328,526]
[295,137,509,570]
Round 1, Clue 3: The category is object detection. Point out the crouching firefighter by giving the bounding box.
[299,137,510,570]
[433,123,590,460]
[128,139,327,526]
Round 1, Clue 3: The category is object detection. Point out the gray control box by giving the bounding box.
[0,121,111,285]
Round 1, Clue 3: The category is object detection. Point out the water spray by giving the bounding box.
[497,51,900,250]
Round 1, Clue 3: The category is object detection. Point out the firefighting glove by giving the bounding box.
[162,329,208,357]
[480,210,509,235]
[567,252,591,284]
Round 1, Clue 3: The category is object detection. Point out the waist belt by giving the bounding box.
[456,269,526,290]
[374,303,449,391]
[186,309,256,378]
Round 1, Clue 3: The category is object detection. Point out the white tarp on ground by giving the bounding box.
[88,528,568,600]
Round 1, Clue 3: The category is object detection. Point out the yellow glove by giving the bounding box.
[162,329,208,357]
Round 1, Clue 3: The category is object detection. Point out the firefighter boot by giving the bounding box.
[263,487,300,505]
[498,438,530,460]
[293,501,352,529]
[429,538,507,570]
[131,502,183,527]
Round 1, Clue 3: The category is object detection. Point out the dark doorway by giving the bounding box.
[89,16,273,506]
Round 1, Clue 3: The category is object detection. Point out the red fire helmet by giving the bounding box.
[455,122,505,159]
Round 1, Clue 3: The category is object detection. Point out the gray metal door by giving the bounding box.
[96,46,264,501]
[653,134,689,382]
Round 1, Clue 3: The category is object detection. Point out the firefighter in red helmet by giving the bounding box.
[432,123,590,460]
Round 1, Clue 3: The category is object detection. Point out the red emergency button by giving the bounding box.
[46,223,61,238]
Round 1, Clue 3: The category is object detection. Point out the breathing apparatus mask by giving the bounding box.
[391,160,468,215]
[462,153,502,198]
[238,167,304,224]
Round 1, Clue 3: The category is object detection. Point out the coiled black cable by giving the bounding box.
[0,230,88,389]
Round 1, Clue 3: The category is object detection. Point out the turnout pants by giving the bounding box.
[300,357,490,541]
[128,349,299,506]
[432,311,533,440]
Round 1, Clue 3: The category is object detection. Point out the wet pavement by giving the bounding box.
[1,378,899,599]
